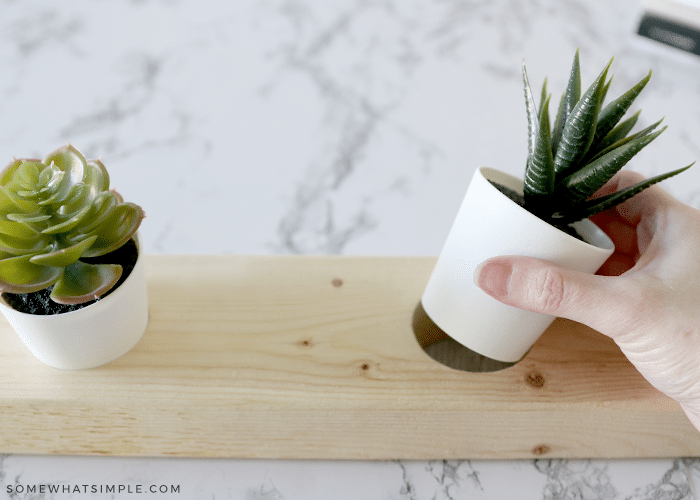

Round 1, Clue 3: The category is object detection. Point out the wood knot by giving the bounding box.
[331,278,343,287]
[526,371,545,388]
[357,362,374,377]
[297,338,314,349]
[532,444,551,456]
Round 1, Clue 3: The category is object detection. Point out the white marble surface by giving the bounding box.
[1,0,700,498]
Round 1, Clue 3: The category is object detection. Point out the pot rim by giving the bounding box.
[478,167,615,253]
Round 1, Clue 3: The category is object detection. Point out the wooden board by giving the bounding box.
[1,255,698,459]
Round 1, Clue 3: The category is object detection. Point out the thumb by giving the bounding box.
[474,255,635,335]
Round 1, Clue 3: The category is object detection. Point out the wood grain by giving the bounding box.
[1,255,698,459]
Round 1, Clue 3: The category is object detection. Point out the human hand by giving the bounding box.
[474,170,700,431]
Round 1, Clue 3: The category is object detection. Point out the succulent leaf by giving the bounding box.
[58,184,92,218]
[39,174,72,207]
[552,163,694,223]
[81,203,145,257]
[0,253,62,293]
[0,214,40,239]
[555,127,665,206]
[553,58,612,182]
[6,213,51,224]
[586,110,642,161]
[50,260,122,305]
[524,95,555,213]
[0,145,144,305]
[522,60,539,164]
[0,232,50,255]
[586,117,663,165]
[0,160,22,186]
[539,78,548,112]
[0,184,36,214]
[44,143,86,185]
[600,77,612,107]
[42,204,92,235]
[16,161,41,186]
[17,189,39,198]
[551,50,581,156]
[85,159,110,194]
[520,52,693,229]
[71,191,120,235]
[592,71,651,147]
[29,235,98,267]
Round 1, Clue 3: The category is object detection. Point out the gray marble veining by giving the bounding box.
[1,456,699,499]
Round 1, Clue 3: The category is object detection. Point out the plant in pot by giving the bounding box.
[0,144,147,370]
[420,50,693,366]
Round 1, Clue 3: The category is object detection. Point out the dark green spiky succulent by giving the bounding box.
[522,50,693,225]
[0,144,144,304]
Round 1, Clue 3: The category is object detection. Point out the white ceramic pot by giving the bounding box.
[421,167,615,363]
[0,235,149,370]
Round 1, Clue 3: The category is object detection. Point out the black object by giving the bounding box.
[638,13,700,56]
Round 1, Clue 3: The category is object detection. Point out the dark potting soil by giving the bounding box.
[488,180,584,241]
[2,238,139,315]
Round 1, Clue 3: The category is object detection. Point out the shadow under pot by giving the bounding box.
[421,167,614,364]
[0,234,149,370]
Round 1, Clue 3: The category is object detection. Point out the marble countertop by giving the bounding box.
[1,0,700,498]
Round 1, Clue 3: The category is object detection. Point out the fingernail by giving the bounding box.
[474,261,513,298]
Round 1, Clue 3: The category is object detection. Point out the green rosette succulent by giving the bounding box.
[0,144,145,304]
[522,50,693,225]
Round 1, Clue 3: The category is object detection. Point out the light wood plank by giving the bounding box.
[0,255,698,459]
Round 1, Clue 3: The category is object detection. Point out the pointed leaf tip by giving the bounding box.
[522,60,539,164]
[554,162,694,223]
[524,95,555,212]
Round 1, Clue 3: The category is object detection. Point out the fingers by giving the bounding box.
[596,252,636,276]
[589,170,681,265]
[589,211,640,276]
[589,212,638,256]
[474,255,638,335]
